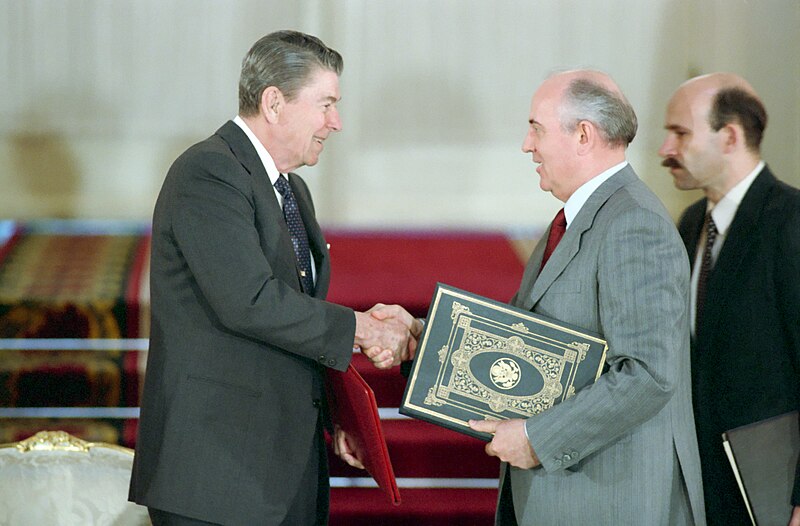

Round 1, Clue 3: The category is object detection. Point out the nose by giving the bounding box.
[327,107,342,132]
[522,131,534,154]
[658,135,674,158]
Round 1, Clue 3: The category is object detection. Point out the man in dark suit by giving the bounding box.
[129,31,414,525]
[659,72,800,526]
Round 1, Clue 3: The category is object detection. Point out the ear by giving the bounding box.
[575,120,595,156]
[719,122,743,154]
[260,86,284,124]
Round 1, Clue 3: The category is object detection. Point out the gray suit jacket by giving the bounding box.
[129,121,355,525]
[503,166,706,525]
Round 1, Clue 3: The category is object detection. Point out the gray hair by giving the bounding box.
[559,78,638,147]
[238,30,343,116]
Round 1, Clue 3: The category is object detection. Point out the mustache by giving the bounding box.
[661,157,683,169]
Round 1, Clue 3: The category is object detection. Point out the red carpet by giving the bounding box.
[330,488,498,526]
[0,221,149,445]
[325,230,526,317]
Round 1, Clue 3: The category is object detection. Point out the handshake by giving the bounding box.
[353,304,423,370]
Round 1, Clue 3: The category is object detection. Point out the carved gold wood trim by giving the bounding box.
[0,430,133,455]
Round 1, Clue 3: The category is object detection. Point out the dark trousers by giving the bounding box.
[496,467,518,526]
[284,415,329,525]
[150,417,328,526]
[148,508,220,526]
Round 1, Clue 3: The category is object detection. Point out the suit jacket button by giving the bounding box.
[327,358,337,367]
[312,399,322,409]
[553,459,562,466]
[318,355,327,364]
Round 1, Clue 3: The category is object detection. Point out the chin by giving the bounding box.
[673,176,698,191]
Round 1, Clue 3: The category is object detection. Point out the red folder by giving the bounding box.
[326,364,401,505]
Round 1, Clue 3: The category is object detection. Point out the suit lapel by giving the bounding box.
[698,168,776,345]
[216,121,307,292]
[680,202,707,265]
[522,166,636,310]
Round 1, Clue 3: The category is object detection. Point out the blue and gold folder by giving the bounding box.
[400,283,607,441]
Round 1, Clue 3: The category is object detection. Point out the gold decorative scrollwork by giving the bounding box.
[451,301,471,320]
[438,345,449,364]
[567,341,590,361]
[424,387,446,407]
[443,327,569,417]
[511,322,529,333]
[488,394,509,413]
[506,336,525,353]
[450,349,470,369]
[14,431,91,453]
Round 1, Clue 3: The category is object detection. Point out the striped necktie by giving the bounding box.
[695,213,718,330]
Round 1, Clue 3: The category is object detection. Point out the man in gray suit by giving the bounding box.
[129,31,413,525]
[469,70,706,525]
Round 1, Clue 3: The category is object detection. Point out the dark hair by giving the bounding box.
[559,78,638,147]
[708,87,767,152]
[238,30,343,116]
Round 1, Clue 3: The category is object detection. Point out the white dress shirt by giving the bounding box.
[564,161,629,227]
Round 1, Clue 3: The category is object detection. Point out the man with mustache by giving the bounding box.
[659,73,800,526]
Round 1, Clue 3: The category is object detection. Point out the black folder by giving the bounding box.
[723,411,799,525]
[401,283,607,441]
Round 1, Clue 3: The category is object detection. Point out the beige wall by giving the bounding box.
[1,0,798,228]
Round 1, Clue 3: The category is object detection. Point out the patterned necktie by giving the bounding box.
[540,208,567,271]
[695,213,718,330]
[274,175,315,295]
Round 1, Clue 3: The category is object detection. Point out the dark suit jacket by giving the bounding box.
[678,166,800,524]
[129,121,355,525]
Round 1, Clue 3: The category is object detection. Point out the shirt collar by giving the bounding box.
[707,160,764,236]
[233,115,282,186]
[564,161,628,227]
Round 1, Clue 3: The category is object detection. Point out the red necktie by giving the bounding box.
[540,208,567,271]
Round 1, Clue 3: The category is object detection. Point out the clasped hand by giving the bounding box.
[354,304,423,369]
[469,418,540,469]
